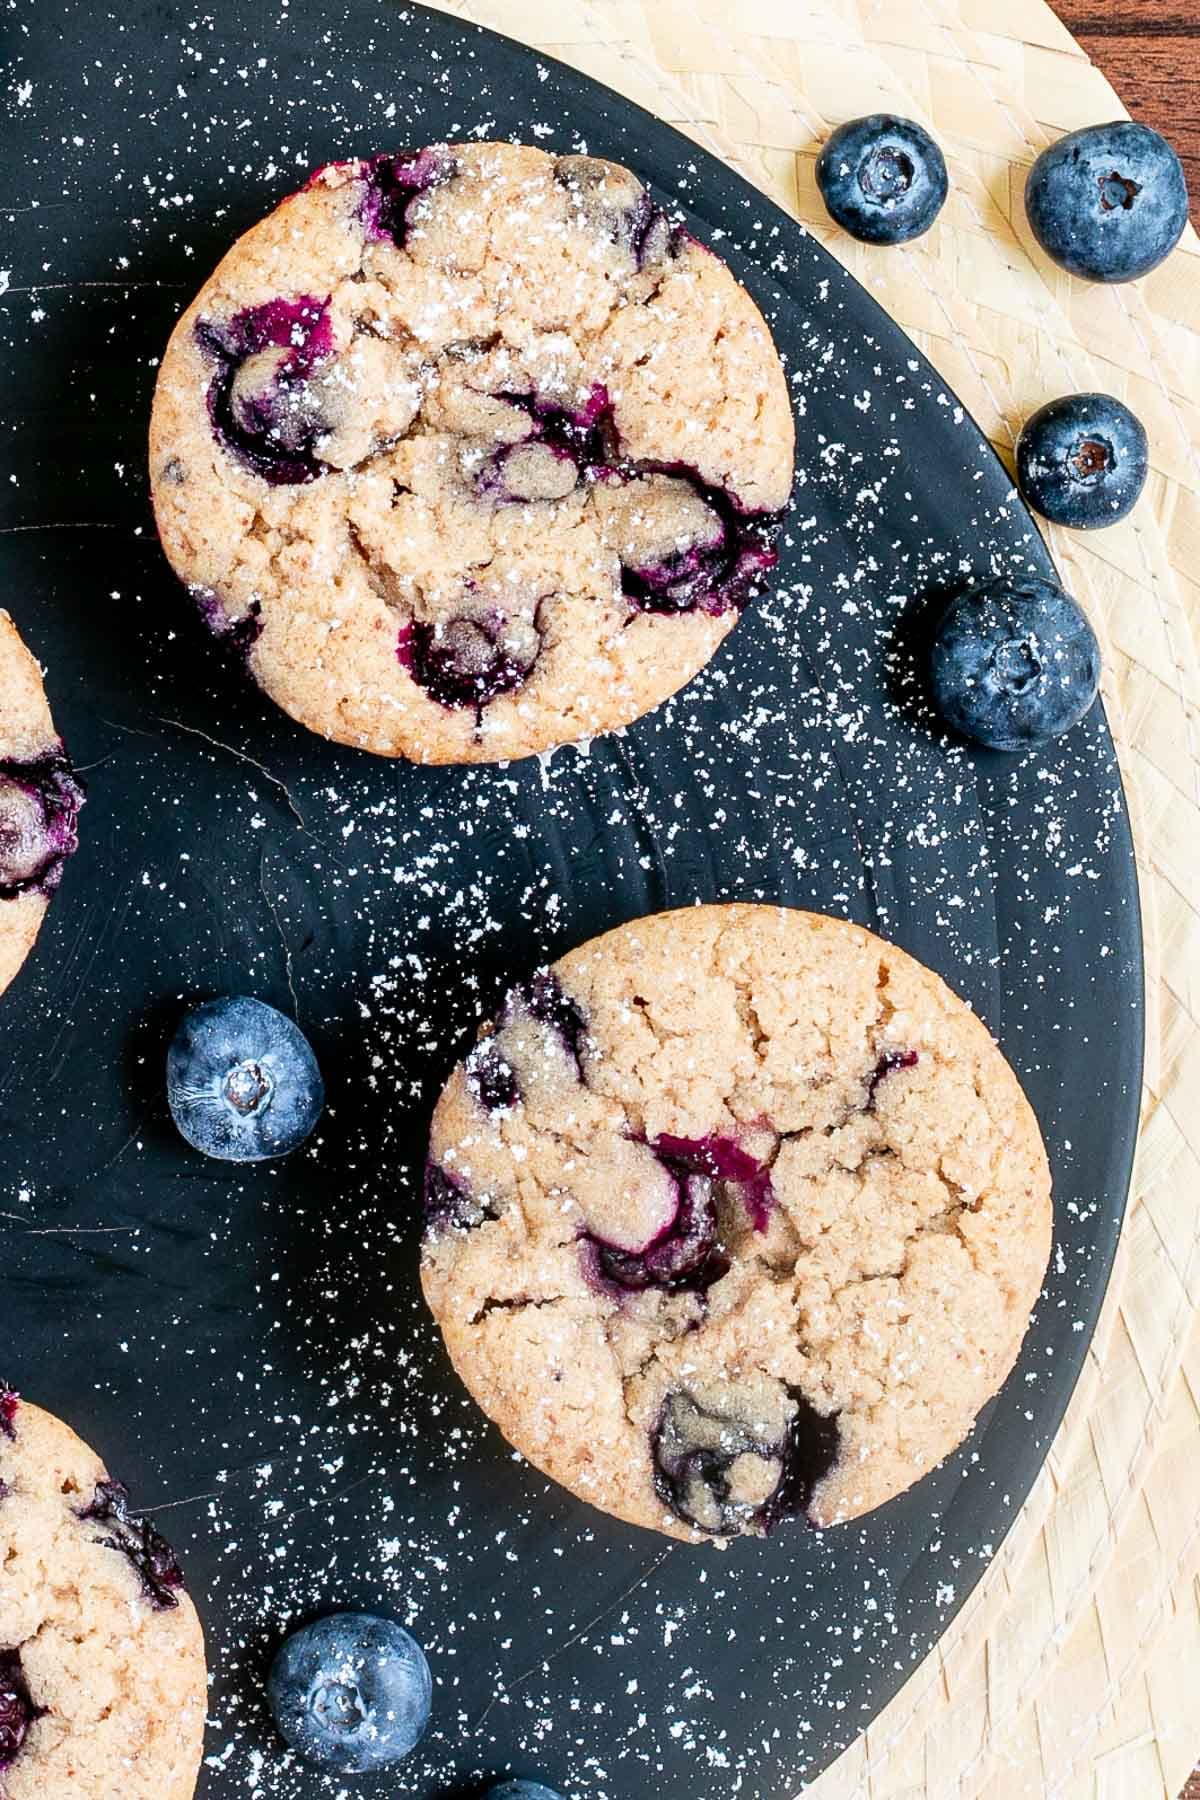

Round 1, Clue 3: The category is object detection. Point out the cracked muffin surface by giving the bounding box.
[0,612,83,1002]
[421,905,1052,1542]
[0,1391,206,1799]
[148,141,794,764]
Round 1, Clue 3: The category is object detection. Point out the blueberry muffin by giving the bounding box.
[0,612,83,1001]
[0,1387,206,1798]
[421,905,1052,1541]
[149,143,794,763]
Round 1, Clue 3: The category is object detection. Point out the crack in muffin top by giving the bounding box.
[421,905,1052,1543]
[149,142,795,764]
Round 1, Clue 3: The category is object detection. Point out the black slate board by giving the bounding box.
[0,3,1143,1796]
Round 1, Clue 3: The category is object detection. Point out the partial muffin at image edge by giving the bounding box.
[0,1389,206,1798]
[421,904,1053,1544]
[0,611,84,1001]
[148,140,795,765]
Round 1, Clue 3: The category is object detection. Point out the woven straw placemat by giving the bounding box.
[430,0,1200,1791]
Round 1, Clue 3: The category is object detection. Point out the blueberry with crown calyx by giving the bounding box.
[929,575,1100,752]
[1016,393,1148,529]
[816,115,948,245]
[166,996,324,1162]
[1025,121,1187,283]
[267,1612,432,1773]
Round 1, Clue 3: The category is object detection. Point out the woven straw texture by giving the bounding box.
[428,0,1200,1792]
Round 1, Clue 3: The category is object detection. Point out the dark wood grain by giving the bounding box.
[1052,0,1200,224]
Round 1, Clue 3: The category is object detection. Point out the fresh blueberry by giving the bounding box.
[929,575,1101,753]
[0,1649,44,1770]
[1025,122,1187,282]
[77,1480,185,1610]
[484,1783,566,1800]
[816,115,948,245]
[0,753,83,899]
[1016,393,1148,528]
[267,1612,432,1773]
[166,996,324,1163]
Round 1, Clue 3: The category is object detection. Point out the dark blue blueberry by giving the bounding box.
[399,610,542,710]
[0,752,83,900]
[459,970,590,1121]
[1025,122,1187,282]
[1016,393,1148,529]
[816,115,948,245]
[0,1649,44,1771]
[484,1783,565,1800]
[651,1387,840,1537]
[359,147,456,246]
[77,1480,185,1610]
[267,1612,432,1773]
[759,1391,844,1534]
[195,297,334,485]
[929,575,1101,753]
[166,996,324,1163]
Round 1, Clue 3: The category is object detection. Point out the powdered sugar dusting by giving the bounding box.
[0,5,1140,1797]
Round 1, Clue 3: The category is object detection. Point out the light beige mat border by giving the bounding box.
[432,1,1200,1792]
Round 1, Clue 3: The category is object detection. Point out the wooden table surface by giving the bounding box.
[1054,0,1200,225]
[1046,4,1199,1794]
[1047,6,1198,1792]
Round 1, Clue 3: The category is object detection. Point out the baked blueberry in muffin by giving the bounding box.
[149,142,795,763]
[0,612,83,1002]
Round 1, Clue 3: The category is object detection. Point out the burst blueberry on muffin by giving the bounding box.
[0,612,83,1001]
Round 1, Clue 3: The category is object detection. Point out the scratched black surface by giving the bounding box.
[0,3,1143,1796]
